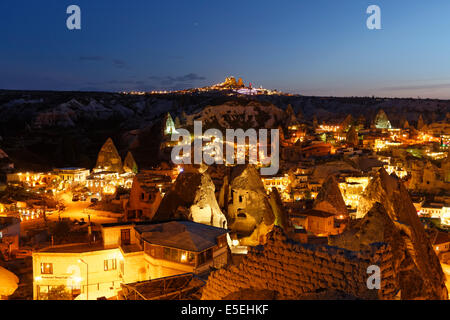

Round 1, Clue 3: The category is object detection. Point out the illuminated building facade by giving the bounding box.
[290,209,345,237]
[85,170,134,197]
[384,165,408,179]
[32,244,122,300]
[262,174,291,199]
[7,172,60,188]
[32,221,229,300]
[338,176,370,209]
[54,168,90,184]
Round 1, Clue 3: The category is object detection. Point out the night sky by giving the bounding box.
[1,0,450,98]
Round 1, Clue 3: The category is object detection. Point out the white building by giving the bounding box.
[32,221,229,300]
[419,203,450,227]
[54,168,90,183]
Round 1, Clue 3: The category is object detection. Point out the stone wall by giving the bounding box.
[202,228,398,300]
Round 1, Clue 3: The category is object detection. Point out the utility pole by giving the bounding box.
[78,258,89,300]
[88,214,91,244]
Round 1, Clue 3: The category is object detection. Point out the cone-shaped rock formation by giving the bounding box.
[95,138,123,173]
[332,169,447,300]
[153,170,228,230]
[313,176,348,217]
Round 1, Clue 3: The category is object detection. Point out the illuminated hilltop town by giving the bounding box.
[0,79,449,300]
[123,76,286,96]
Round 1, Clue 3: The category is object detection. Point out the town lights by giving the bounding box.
[34,276,42,281]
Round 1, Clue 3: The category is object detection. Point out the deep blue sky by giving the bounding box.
[1,0,450,98]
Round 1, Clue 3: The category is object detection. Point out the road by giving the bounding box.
[20,192,120,234]
[48,191,120,224]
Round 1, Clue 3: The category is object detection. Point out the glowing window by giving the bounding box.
[104,259,117,271]
[40,263,53,275]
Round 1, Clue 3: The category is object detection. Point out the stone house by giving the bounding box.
[290,209,344,237]
[125,173,170,220]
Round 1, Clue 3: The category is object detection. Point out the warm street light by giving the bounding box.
[78,258,89,300]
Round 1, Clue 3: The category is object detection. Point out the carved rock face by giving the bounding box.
[154,171,227,230]
[334,169,447,300]
[227,165,275,246]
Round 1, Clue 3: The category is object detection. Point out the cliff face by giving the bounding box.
[2,90,450,170]
[339,169,447,300]
[313,175,348,217]
[184,101,285,130]
[153,171,227,229]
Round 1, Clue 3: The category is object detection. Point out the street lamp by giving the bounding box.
[78,258,89,300]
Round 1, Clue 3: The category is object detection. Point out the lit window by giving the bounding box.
[104,259,117,271]
[41,263,53,275]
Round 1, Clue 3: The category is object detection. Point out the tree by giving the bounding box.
[41,285,72,300]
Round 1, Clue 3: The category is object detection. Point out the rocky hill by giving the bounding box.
[1,89,450,170]
[184,101,285,130]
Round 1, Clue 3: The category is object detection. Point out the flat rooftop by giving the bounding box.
[38,242,106,254]
[56,167,87,171]
[135,221,229,252]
